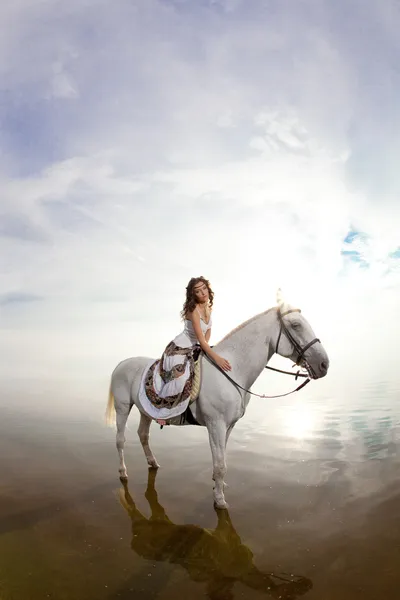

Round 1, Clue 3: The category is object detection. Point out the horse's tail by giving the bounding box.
[105,381,116,427]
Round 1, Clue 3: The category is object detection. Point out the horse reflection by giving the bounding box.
[118,470,312,600]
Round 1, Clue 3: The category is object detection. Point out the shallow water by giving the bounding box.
[1,380,399,600]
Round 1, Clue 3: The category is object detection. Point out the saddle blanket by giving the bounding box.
[138,343,202,421]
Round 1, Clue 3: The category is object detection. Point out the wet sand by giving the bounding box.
[1,386,399,600]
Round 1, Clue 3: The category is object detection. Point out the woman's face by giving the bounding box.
[193,281,209,303]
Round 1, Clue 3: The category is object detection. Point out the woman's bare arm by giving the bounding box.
[188,311,231,371]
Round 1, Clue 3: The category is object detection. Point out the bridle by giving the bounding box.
[274,308,321,375]
[208,307,321,400]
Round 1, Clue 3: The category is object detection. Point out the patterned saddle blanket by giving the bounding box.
[143,343,202,411]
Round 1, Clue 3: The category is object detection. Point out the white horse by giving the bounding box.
[105,293,329,509]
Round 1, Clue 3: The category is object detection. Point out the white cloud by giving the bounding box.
[49,61,79,99]
[0,0,399,395]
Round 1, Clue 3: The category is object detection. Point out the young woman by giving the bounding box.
[178,276,231,371]
[151,276,231,426]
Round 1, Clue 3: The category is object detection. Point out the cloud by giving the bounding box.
[0,0,399,390]
[0,213,49,243]
[0,291,43,307]
[48,61,79,100]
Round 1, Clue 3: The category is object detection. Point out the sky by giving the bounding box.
[0,0,399,400]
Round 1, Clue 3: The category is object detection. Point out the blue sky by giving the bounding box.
[0,0,399,390]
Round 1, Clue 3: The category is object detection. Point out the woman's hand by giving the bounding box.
[215,355,232,371]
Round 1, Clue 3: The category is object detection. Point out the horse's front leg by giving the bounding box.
[211,423,234,490]
[207,420,229,509]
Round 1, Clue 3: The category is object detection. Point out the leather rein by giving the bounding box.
[208,307,321,400]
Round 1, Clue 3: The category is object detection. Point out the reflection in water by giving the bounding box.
[118,469,312,600]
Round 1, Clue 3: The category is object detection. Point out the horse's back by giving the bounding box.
[111,356,154,394]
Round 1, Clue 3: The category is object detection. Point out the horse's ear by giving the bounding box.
[276,287,284,307]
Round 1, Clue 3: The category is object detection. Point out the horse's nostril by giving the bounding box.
[321,361,328,371]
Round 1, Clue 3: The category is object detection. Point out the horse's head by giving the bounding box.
[275,289,329,379]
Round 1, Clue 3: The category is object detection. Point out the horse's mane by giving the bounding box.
[217,307,275,343]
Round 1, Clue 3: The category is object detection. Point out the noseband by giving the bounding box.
[276,308,320,370]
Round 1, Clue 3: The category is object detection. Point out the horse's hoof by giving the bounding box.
[214,500,229,510]
[148,460,160,469]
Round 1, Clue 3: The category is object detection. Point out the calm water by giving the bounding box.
[1,379,399,600]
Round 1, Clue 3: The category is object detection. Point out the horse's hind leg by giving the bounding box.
[116,408,130,480]
[138,412,160,469]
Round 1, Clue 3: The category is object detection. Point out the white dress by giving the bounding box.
[173,314,212,348]
[139,313,212,420]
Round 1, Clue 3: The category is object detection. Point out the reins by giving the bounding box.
[206,307,321,400]
[264,365,308,379]
[206,355,311,399]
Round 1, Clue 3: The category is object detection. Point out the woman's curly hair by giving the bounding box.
[180,276,214,320]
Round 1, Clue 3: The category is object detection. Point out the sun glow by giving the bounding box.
[283,402,319,440]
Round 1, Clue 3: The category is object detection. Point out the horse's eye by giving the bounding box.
[292,321,300,329]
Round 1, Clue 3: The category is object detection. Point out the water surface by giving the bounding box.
[1,380,399,599]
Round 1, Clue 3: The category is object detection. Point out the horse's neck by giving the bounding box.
[216,309,278,388]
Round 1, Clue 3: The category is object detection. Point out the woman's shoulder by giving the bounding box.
[183,313,194,328]
[185,309,198,321]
